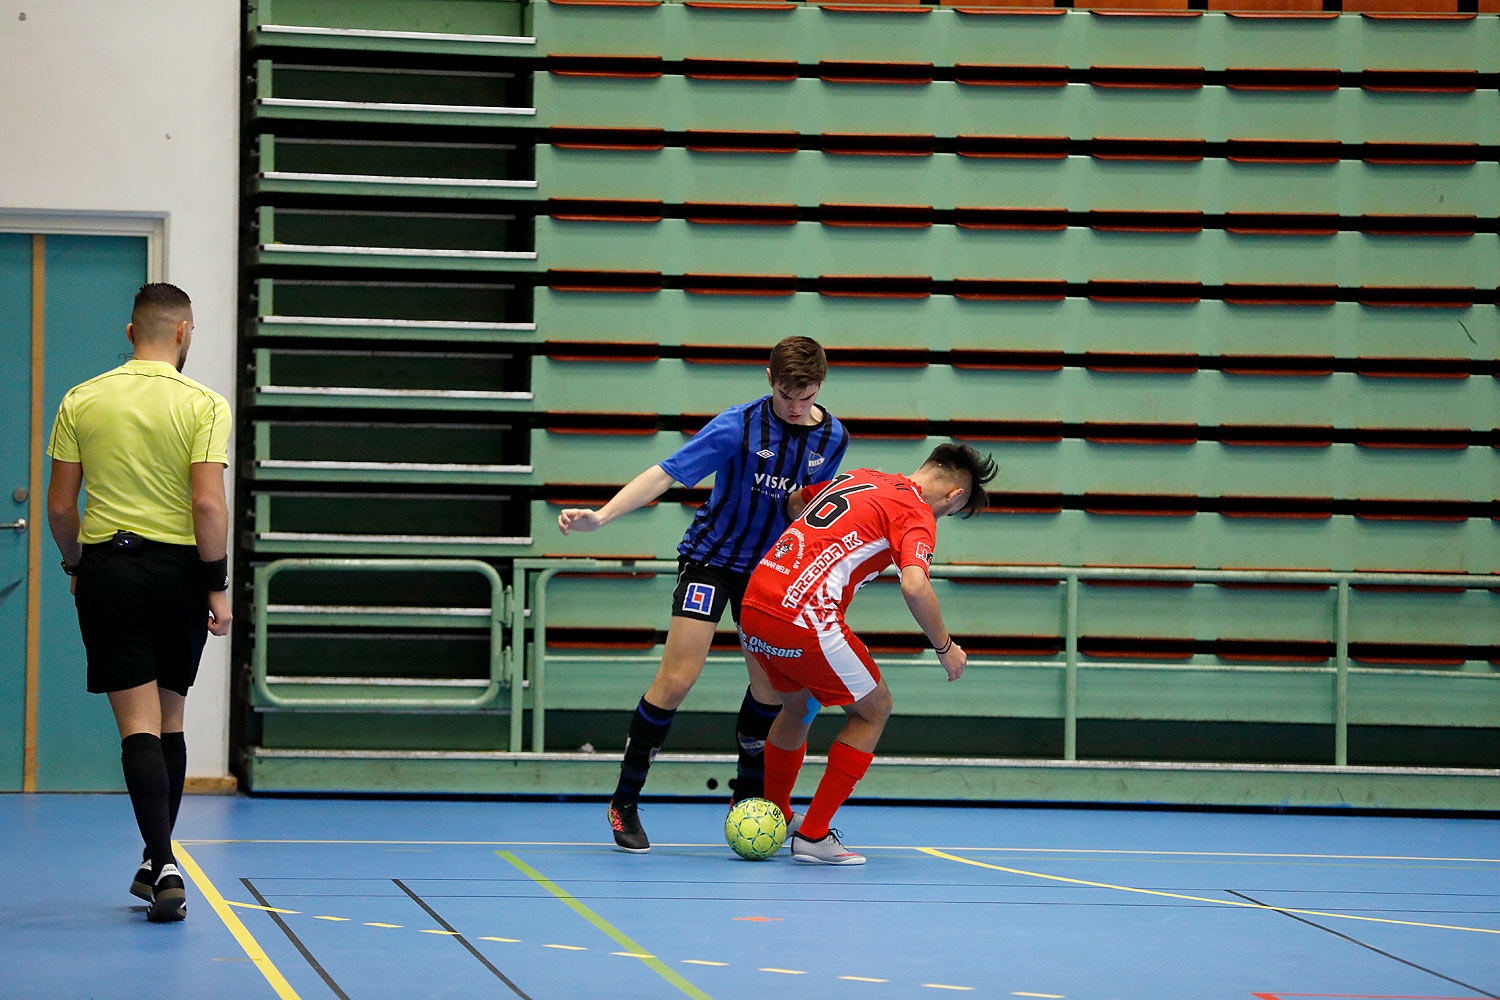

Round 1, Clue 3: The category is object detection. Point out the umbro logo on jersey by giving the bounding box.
[756,449,775,459]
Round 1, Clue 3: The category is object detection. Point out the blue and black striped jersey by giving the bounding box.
[658,395,850,574]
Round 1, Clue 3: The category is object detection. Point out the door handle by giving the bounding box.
[1,519,26,532]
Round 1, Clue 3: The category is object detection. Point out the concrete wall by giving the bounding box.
[1,0,240,779]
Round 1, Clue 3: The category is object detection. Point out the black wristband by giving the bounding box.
[200,557,229,592]
[60,559,79,577]
[934,637,953,654]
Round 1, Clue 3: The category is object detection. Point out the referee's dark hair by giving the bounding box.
[922,442,997,518]
[131,282,192,332]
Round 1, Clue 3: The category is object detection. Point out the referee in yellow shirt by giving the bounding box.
[45,282,231,923]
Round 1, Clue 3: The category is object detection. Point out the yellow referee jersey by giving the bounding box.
[47,359,231,546]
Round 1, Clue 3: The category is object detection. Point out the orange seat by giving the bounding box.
[1078,0,1194,10]
[939,0,1059,7]
[1209,0,1323,10]
[1344,0,1458,11]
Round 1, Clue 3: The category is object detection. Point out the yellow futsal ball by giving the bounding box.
[724,798,787,861]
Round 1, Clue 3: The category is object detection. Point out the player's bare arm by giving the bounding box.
[557,464,677,534]
[192,461,233,636]
[46,459,85,570]
[899,564,966,681]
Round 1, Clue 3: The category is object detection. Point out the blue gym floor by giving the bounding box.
[4,794,1497,1000]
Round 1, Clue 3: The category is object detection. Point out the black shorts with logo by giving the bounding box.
[74,532,209,695]
[671,558,753,625]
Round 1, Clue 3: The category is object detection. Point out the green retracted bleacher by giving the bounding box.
[238,0,1499,806]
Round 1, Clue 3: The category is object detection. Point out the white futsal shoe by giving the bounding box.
[790,828,866,865]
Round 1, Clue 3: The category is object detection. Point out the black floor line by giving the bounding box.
[392,878,535,1000]
[1226,888,1499,1000]
[242,877,350,1000]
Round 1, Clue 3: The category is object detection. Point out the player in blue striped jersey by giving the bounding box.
[557,337,850,852]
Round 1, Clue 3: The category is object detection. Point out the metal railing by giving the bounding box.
[245,557,1498,764]
[510,558,1500,764]
[252,558,514,732]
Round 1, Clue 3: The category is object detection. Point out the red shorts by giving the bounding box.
[738,605,881,707]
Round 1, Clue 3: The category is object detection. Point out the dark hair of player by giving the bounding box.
[922,442,997,518]
[768,336,827,391]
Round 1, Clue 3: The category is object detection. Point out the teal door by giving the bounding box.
[0,234,31,790]
[0,232,149,790]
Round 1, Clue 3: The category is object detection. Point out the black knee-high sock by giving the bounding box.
[612,698,675,808]
[139,732,186,865]
[161,731,187,832]
[121,733,175,875]
[733,688,781,801]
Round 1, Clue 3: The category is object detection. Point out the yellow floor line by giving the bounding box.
[174,841,302,1000]
[498,850,715,1000]
[920,847,1500,935]
[226,902,300,915]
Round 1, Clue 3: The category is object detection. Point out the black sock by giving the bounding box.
[139,733,187,866]
[161,731,187,832]
[612,698,675,808]
[733,688,780,800]
[120,733,175,876]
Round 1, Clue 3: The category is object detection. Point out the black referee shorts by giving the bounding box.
[74,532,209,696]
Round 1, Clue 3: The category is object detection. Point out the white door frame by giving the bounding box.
[0,209,166,281]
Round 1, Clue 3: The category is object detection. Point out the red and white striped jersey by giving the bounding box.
[742,468,936,628]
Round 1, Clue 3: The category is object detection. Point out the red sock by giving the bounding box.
[764,741,805,825]
[798,741,873,842]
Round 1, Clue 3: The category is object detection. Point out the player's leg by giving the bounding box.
[731,649,782,803]
[789,623,888,866]
[764,688,814,827]
[107,680,183,913]
[125,544,204,921]
[790,680,889,866]
[640,614,718,710]
[133,688,187,902]
[608,614,718,852]
[799,678,889,836]
[159,687,188,834]
[78,543,184,912]
[108,680,164,739]
[155,561,206,848]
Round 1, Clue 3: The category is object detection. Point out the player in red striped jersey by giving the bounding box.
[739,443,996,864]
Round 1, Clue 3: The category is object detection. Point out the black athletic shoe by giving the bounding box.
[130,860,154,902]
[147,863,187,922]
[607,802,650,853]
